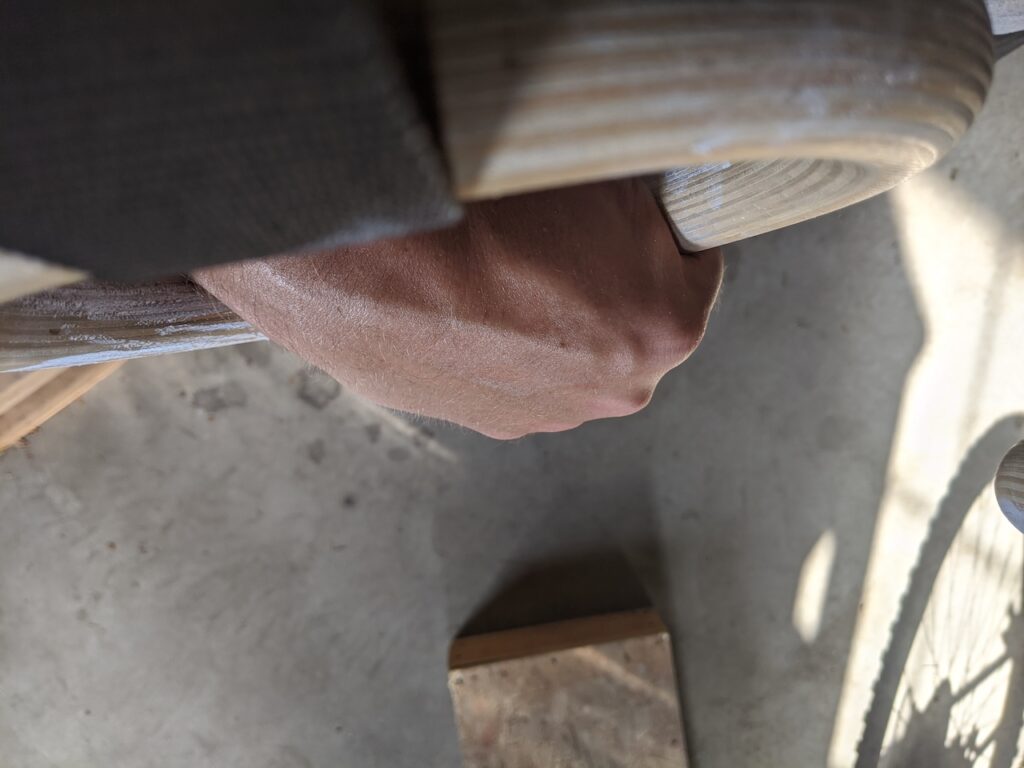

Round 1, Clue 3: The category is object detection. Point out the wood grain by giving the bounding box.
[995,440,1024,532]
[0,279,263,372]
[449,610,687,767]
[0,0,994,368]
[0,362,123,451]
[451,609,667,669]
[432,0,993,248]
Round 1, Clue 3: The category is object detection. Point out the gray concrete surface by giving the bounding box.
[0,51,1021,768]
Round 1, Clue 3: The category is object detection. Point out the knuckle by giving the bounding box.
[533,420,584,434]
[627,387,655,411]
[609,316,703,375]
[642,319,703,366]
[633,250,723,368]
[478,426,526,441]
[618,387,655,415]
[587,387,655,418]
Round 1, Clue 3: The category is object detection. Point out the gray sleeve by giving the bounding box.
[0,0,460,280]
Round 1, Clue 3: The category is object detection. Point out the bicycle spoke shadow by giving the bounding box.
[875,602,1024,768]
[859,415,1024,768]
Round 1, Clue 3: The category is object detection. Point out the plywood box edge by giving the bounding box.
[449,608,667,671]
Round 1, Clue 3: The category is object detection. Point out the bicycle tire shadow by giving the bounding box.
[858,414,1024,768]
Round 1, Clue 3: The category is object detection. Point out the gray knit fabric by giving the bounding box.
[0,1,460,279]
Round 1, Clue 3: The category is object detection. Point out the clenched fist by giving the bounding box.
[194,180,723,439]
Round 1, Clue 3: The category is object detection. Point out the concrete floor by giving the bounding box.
[1,52,1022,768]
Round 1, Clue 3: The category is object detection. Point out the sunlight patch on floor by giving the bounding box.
[828,169,1024,767]
[794,529,837,644]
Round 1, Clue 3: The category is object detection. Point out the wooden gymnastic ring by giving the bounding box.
[432,0,993,248]
[0,0,995,371]
[0,280,263,372]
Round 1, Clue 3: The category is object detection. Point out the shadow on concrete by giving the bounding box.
[431,423,668,637]
[428,54,1024,759]
[857,415,1024,765]
[457,552,655,637]
[870,592,1024,768]
[2,51,1022,768]
[433,190,922,767]
[646,194,923,767]
[856,415,1024,768]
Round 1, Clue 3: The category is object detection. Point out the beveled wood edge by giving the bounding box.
[449,608,667,671]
